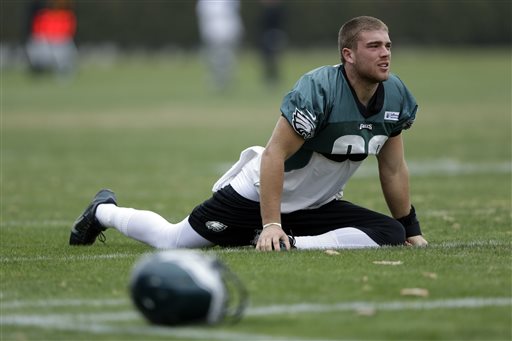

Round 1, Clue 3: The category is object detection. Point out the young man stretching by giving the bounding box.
[70,16,428,251]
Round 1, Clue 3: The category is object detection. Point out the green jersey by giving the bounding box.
[281,64,417,171]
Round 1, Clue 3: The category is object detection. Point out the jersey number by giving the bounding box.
[331,135,388,155]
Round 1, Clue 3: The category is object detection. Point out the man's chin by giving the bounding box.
[366,73,389,83]
[378,71,390,81]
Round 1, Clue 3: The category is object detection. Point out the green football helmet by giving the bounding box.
[129,250,248,326]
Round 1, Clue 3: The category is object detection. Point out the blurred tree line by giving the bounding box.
[1,0,510,49]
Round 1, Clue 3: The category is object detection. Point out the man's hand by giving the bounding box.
[406,235,428,247]
[255,225,291,251]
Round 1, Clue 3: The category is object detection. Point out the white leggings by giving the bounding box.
[96,204,213,249]
[96,204,378,250]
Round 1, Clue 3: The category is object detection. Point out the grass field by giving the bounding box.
[1,47,511,341]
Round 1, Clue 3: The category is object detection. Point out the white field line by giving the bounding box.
[246,297,512,316]
[1,239,509,264]
[213,158,512,178]
[0,312,324,341]
[353,159,511,178]
[1,298,128,309]
[9,293,508,311]
[428,240,511,248]
[0,313,315,341]
[213,159,511,179]
[2,296,510,315]
[1,297,510,341]
[1,219,70,228]
[0,252,140,263]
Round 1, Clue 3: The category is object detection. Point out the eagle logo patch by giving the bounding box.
[205,221,227,232]
[292,108,316,139]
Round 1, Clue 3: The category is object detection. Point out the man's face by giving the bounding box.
[348,30,392,83]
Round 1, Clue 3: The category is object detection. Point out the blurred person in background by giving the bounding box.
[24,0,77,76]
[259,0,286,87]
[196,0,243,92]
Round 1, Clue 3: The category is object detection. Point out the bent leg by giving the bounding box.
[294,227,379,250]
[96,204,213,249]
[283,200,406,248]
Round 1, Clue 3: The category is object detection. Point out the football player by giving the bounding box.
[70,16,428,251]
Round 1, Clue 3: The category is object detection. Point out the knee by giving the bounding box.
[383,219,406,246]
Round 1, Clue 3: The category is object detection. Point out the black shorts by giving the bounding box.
[188,185,405,247]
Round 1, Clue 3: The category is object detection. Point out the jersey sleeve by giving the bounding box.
[393,76,418,134]
[280,69,330,139]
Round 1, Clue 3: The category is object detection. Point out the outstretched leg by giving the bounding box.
[69,189,213,249]
[96,204,214,249]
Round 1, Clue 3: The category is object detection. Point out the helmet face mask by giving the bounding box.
[129,250,248,326]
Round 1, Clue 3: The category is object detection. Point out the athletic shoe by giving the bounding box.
[69,189,117,245]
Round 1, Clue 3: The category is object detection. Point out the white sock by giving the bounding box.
[95,204,213,249]
[294,227,379,250]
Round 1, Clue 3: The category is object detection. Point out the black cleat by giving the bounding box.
[69,189,117,245]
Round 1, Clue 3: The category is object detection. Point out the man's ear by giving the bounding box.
[342,47,354,64]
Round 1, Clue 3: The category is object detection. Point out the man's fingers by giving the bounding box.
[256,236,272,251]
[282,237,291,251]
[406,235,428,247]
[255,226,290,252]
[256,236,285,252]
[256,238,269,251]
[272,238,281,252]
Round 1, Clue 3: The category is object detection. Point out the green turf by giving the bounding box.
[1,48,511,340]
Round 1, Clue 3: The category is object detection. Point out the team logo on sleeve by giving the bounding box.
[292,108,316,139]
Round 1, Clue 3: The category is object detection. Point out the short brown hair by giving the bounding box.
[338,16,388,63]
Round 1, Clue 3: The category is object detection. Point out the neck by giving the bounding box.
[344,66,379,107]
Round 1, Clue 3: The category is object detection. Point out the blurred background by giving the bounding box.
[1,0,510,81]
[2,1,511,50]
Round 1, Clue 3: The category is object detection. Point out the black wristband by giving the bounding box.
[397,205,422,238]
